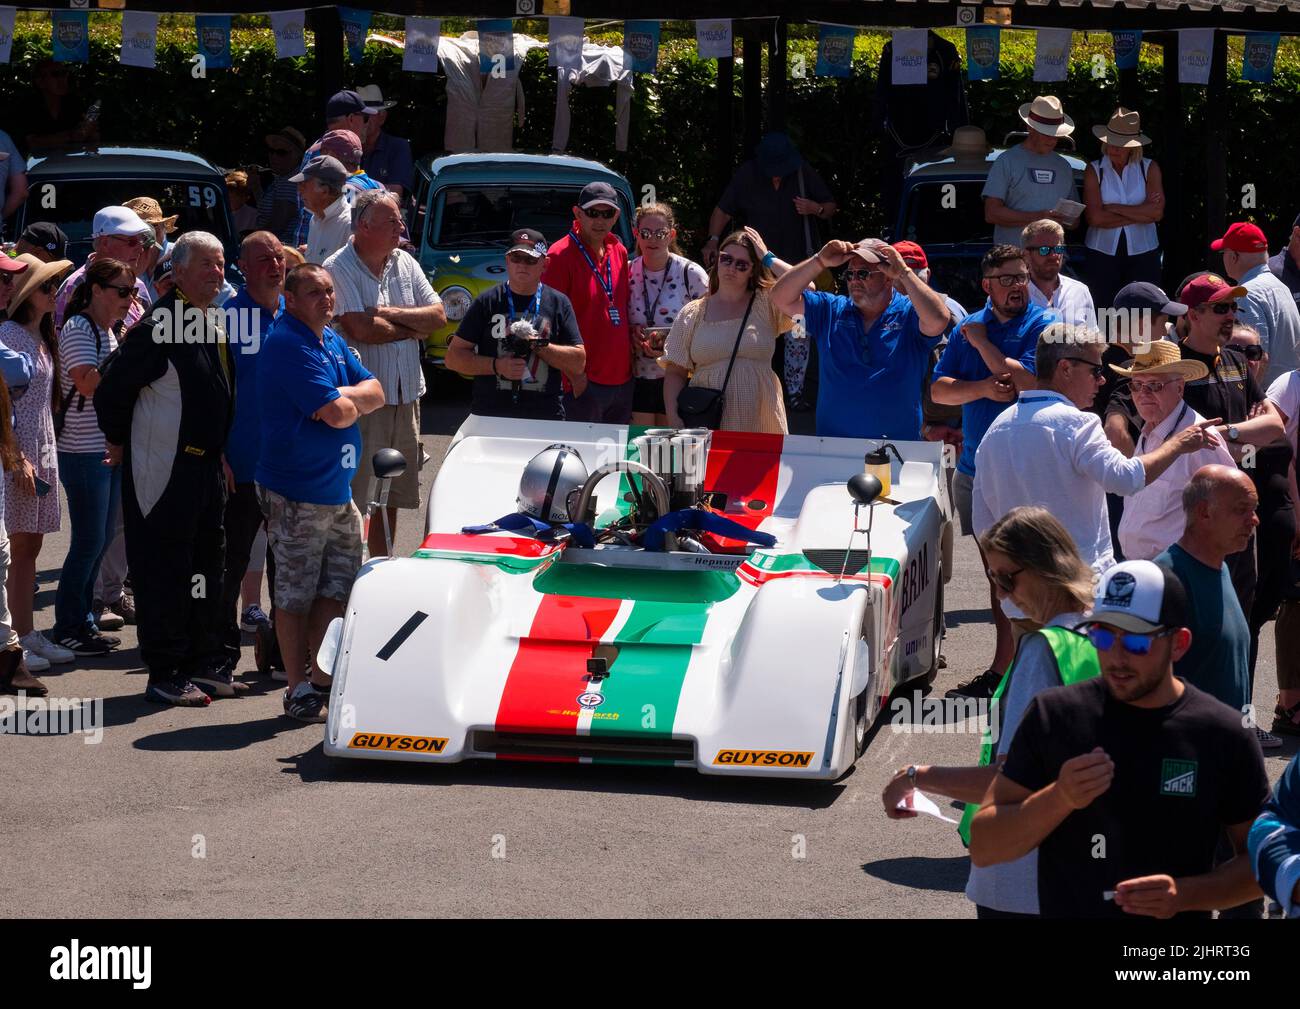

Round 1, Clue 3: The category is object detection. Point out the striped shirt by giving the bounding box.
[324,241,438,405]
[56,314,118,453]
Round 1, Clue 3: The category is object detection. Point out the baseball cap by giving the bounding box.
[0,254,29,275]
[325,89,379,119]
[1180,273,1248,309]
[1113,281,1187,317]
[1086,560,1188,635]
[153,255,174,286]
[289,155,348,189]
[92,206,152,240]
[18,222,68,260]
[1210,221,1268,253]
[507,228,548,259]
[846,239,884,265]
[319,129,363,166]
[891,240,927,270]
[578,181,619,210]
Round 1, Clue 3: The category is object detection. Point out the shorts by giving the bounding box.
[633,377,665,415]
[351,401,422,511]
[564,379,634,425]
[953,470,974,536]
[257,485,363,615]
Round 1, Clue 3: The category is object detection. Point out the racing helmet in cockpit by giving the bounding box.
[517,444,588,523]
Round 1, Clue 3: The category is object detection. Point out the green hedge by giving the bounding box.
[2,18,1296,276]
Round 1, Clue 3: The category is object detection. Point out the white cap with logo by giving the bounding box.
[1087,560,1188,635]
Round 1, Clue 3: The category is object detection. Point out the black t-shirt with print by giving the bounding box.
[456,282,582,421]
[1000,677,1269,919]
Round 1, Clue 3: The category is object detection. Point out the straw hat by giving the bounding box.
[1018,95,1075,137]
[1109,339,1208,382]
[1092,107,1151,148]
[939,125,993,161]
[6,254,73,317]
[124,196,179,235]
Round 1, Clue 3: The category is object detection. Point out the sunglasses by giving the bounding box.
[989,567,1022,594]
[1065,356,1105,378]
[1131,378,1174,395]
[38,278,61,295]
[1032,245,1067,256]
[1228,342,1265,361]
[986,273,1029,288]
[0,272,13,287]
[582,206,618,220]
[506,252,542,265]
[717,252,752,272]
[96,280,135,298]
[638,227,670,241]
[1199,302,1237,315]
[1084,625,1174,656]
[106,234,146,250]
[843,269,884,281]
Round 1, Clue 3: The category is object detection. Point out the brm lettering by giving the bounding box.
[899,542,930,614]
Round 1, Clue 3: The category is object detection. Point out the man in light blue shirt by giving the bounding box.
[1214,220,1300,384]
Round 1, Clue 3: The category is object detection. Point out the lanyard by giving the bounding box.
[505,284,543,325]
[1143,401,1189,452]
[639,257,675,324]
[575,237,614,303]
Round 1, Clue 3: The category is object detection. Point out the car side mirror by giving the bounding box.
[847,473,882,507]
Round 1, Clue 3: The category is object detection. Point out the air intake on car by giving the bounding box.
[473,731,695,764]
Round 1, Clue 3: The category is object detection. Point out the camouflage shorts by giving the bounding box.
[256,485,363,615]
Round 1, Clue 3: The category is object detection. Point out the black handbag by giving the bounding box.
[676,292,755,430]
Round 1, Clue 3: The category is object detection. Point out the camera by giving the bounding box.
[501,319,550,358]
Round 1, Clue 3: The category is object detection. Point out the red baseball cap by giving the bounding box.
[1210,221,1268,253]
[1180,273,1248,309]
[892,240,928,270]
[0,254,29,274]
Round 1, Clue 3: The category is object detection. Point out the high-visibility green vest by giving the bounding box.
[956,626,1100,847]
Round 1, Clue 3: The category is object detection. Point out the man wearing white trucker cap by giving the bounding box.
[970,559,1271,918]
[53,205,154,330]
[982,95,1081,248]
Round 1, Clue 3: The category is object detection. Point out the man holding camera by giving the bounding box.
[446,228,586,421]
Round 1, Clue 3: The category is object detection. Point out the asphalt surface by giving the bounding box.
[3,382,1293,919]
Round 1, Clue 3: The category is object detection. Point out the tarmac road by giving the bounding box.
[2,383,1293,918]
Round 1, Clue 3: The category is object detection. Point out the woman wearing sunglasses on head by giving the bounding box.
[627,203,709,426]
[662,227,793,434]
[49,258,133,659]
[1082,108,1165,312]
[0,254,78,674]
[881,506,1098,918]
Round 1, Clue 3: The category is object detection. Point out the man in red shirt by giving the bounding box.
[542,181,633,423]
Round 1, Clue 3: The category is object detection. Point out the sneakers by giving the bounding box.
[92,598,125,632]
[145,674,211,707]
[191,660,251,699]
[20,631,75,665]
[22,649,50,673]
[110,594,136,625]
[945,667,1002,700]
[1255,726,1284,750]
[1272,703,1300,737]
[283,681,327,723]
[240,604,271,633]
[51,629,117,657]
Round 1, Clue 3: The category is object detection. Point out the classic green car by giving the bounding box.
[411,152,636,382]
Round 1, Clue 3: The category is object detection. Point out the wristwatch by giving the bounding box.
[906,765,918,785]
[1227,425,1241,443]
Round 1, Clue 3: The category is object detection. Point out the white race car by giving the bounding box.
[321,417,953,778]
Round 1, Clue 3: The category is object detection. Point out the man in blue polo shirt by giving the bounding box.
[257,263,384,723]
[771,237,954,439]
[932,243,1053,698]
[214,231,285,689]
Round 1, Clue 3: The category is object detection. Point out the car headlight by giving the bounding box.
[441,285,473,322]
